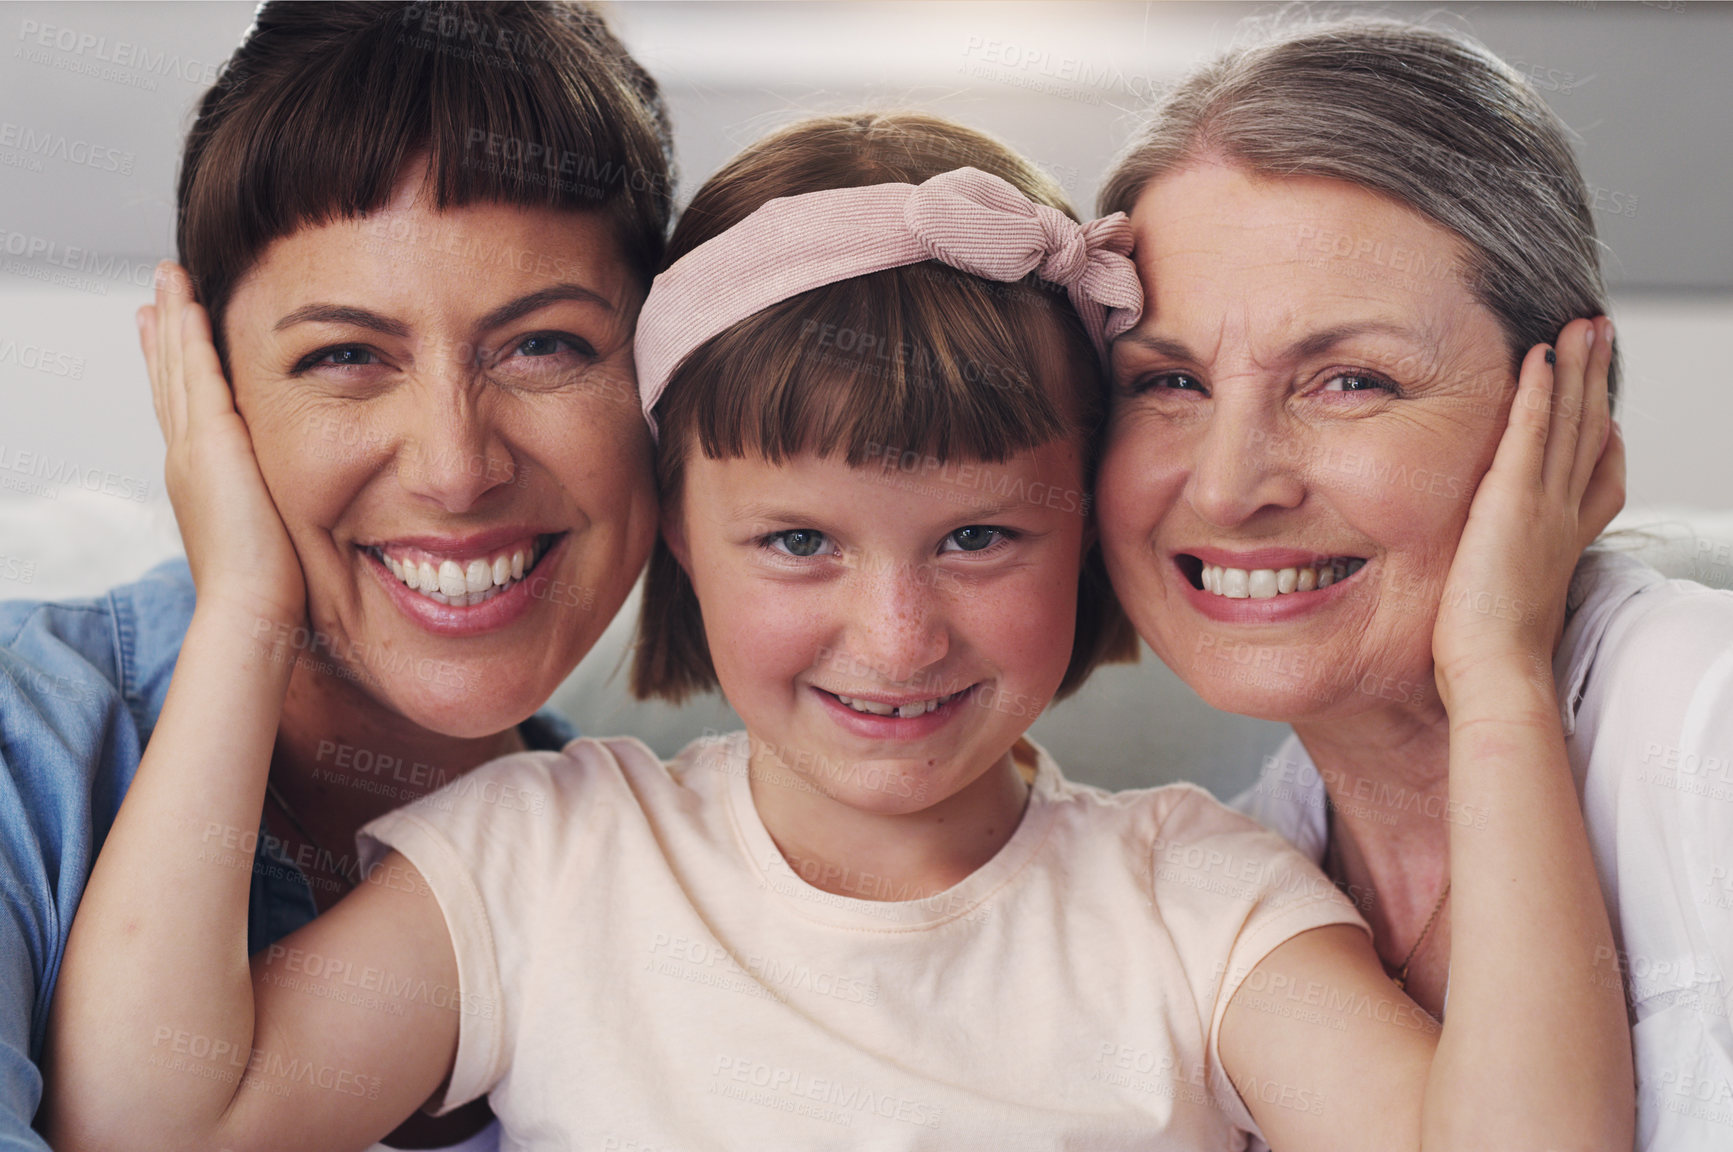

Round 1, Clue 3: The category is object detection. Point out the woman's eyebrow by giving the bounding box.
[476,284,615,331]
[271,284,615,336]
[273,303,409,336]
[1290,320,1425,358]
[1115,332,1194,362]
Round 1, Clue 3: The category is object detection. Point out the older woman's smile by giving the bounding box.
[1182,549,1368,595]
[1175,547,1370,621]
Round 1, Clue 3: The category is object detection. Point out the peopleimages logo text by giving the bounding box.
[0,445,148,501]
[0,121,134,175]
[0,229,155,288]
[15,19,225,87]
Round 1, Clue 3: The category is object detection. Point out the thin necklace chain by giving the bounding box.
[1326,799,1449,992]
[266,779,360,892]
[1392,881,1451,992]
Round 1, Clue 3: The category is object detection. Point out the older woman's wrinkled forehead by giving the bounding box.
[1122,162,1516,399]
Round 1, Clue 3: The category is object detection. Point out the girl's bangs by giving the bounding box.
[658,263,1093,476]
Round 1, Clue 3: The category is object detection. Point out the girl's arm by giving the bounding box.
[41,267,457,1152]
[1219,318,1633,1152]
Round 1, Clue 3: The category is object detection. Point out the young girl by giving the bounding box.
[45,114,1629,1151]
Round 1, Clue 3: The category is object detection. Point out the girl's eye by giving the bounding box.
[767,529,833,558]
[293,345,378,373]
[942,526,1011,553]
[1319,371,1397,394]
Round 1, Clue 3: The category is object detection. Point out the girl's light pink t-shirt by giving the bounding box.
[359,732,1365,1150]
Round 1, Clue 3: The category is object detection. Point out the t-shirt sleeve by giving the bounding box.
[1149,785,1369,1134]
[356,747,578,1114]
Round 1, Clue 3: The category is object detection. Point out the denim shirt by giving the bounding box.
[0,559,575,1149]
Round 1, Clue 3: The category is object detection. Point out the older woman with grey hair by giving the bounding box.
[1097,18,1733,1152]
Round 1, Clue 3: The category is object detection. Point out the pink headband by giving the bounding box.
[633,166,1144,437]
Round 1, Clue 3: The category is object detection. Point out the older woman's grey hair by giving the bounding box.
[1099,18,1620,400]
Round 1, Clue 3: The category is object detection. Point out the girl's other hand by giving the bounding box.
[1432,316,1624,704]
[140,261,306,628]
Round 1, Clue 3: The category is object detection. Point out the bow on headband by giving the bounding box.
[634,166,1145,437]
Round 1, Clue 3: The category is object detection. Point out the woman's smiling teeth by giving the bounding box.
[1196,557,1366,599]
[372,537,550,607]
[834,690,965,719]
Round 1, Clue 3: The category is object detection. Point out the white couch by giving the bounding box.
[5,492,1729,800]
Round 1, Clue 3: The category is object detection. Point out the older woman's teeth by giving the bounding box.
[836,690,963,719]
[379,540,545,607]
[1198,558,1364,598]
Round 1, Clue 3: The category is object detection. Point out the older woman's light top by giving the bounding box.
[1234,549,1733,1152]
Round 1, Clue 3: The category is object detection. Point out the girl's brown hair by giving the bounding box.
[631,113,1136,704]
[177,0,673,358]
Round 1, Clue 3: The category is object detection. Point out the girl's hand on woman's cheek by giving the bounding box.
[1431,316,1623,704]
[140,261,307,628]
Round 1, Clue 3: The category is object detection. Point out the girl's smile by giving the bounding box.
[812,682,975,739]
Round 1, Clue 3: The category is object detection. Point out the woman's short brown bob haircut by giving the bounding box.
[631,113,1137,704]
[178,0,673,358]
